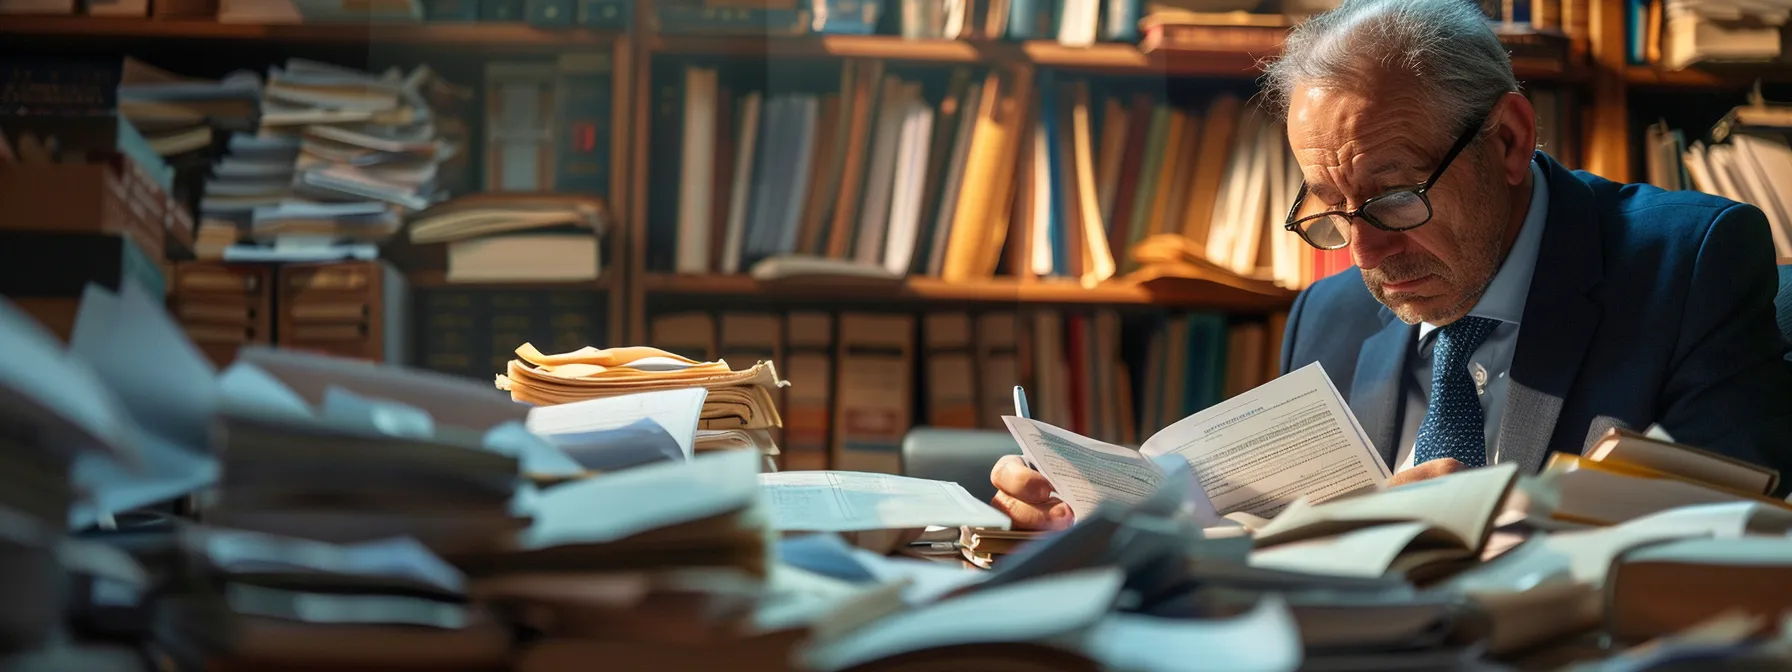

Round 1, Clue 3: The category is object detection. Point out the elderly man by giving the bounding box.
[991,0,1792,530]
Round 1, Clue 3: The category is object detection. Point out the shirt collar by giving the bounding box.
[1416,159,1550,348]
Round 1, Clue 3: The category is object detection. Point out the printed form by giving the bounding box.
[1005,362,1390,520]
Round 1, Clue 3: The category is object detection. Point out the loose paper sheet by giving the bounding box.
[759,471,1010,532]
[800,567,1124,672]
[526,387,707,459]
[203,530,465,595]
[1001,416,1166,520]
[1249,521,1432,578]
[1140,363,1388,519]
[1079,596,1302,672]
[521,448,759,549]
[1446,501,1792,592]
[999,362,1386,521]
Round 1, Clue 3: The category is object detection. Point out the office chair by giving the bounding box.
[900,427,1023,504]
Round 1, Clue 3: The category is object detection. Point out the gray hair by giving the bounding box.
[1261,0,1518,138]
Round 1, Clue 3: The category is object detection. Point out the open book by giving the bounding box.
[1001,363,1389,523]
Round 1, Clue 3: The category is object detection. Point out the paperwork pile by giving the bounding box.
[497,344,790,461]
[11,286,1792,671]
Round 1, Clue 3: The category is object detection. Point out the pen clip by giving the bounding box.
[1012,385,1031,420]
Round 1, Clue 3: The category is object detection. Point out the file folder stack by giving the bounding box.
[495,344,789,459]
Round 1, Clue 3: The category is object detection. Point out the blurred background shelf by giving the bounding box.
[0,16,622,48]
[407,270,618,290]
[640,273,1296,311]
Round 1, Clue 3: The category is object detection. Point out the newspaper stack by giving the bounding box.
[497,344,789,457]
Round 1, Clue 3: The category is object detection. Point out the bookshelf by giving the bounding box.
[7,4,1786,351]
[641,273,1293,310]
[408,270,619,290]
[0,16,623,48]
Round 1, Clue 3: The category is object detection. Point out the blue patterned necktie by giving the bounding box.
[1414,316,1499,468]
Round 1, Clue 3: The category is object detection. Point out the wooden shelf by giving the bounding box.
[1625,64,1792,88]
[409,270,617,290]
[1023,41,1267,77]
[649,34,991,63]
[0,16,621,48]
[0,19,1581,80]
[648,33,1580,80]
[641,273,1296,310]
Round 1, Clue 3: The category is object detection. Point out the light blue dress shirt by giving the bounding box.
[1394,161,1550,472]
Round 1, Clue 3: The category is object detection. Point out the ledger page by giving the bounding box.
[1001,416,1165,520]
[1140,362,1389,519]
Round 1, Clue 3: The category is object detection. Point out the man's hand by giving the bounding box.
[1386,457,1467,487]
[988,455,1074,531]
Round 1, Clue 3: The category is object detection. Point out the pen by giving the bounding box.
[1012,386,1040,471]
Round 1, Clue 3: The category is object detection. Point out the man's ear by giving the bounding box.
[1492,92,1538,186]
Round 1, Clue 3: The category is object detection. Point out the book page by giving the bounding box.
[799,567,1124,672]
[1248,521,1432,579]
[520,448,759,550]
[1255,462,1520,551]
[525,387,708,459]
[1139,362,1388,519]
[759,471,1009,533]
[1001,416,1164,520]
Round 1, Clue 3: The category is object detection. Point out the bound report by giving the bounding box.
[1001,362,1389,522]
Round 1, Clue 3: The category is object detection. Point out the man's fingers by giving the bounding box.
[991,491,1074,531]
[991,454,1056,504]
[1387,457,1468,488]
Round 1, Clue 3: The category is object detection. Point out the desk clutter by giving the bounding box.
[6,281,1792,672]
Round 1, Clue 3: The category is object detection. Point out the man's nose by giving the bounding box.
[1349,220,1407,270]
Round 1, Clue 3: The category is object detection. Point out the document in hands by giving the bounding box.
[1002,363,1390,522]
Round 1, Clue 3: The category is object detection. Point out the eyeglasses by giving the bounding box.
[1283,114,1487,251]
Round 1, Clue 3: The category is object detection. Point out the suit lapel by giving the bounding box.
[1351,309,1417,469]
[1496,153,1605,473]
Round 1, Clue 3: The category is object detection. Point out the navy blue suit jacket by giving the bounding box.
[1280,152,1792,489]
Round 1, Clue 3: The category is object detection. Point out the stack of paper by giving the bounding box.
[0,298,129,654]
[165,528,509,669]
[199,346,545,556]
[461,449,776,664]
[497,344,789,460]
[116,57,261,205]
[217,59,460,262]
[197,134,300,258]
[400,193,609,284]
[957,526,1049,569]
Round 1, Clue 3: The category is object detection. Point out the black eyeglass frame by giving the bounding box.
[1282,113,1488,251]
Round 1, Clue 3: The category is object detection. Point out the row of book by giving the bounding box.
[646,58,1581,290]
[1623,0,1792,70]
[638,307,1286,473]
[1642,98,1792,256]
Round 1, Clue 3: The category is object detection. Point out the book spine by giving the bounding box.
[656,5,810,34]
[421,0,480,20]
[646,59,686,273]
[813,0,881,34]
[527,0,577,25]
[479,0,525,20]
[555,54,613,198]
[576,0,630,26]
